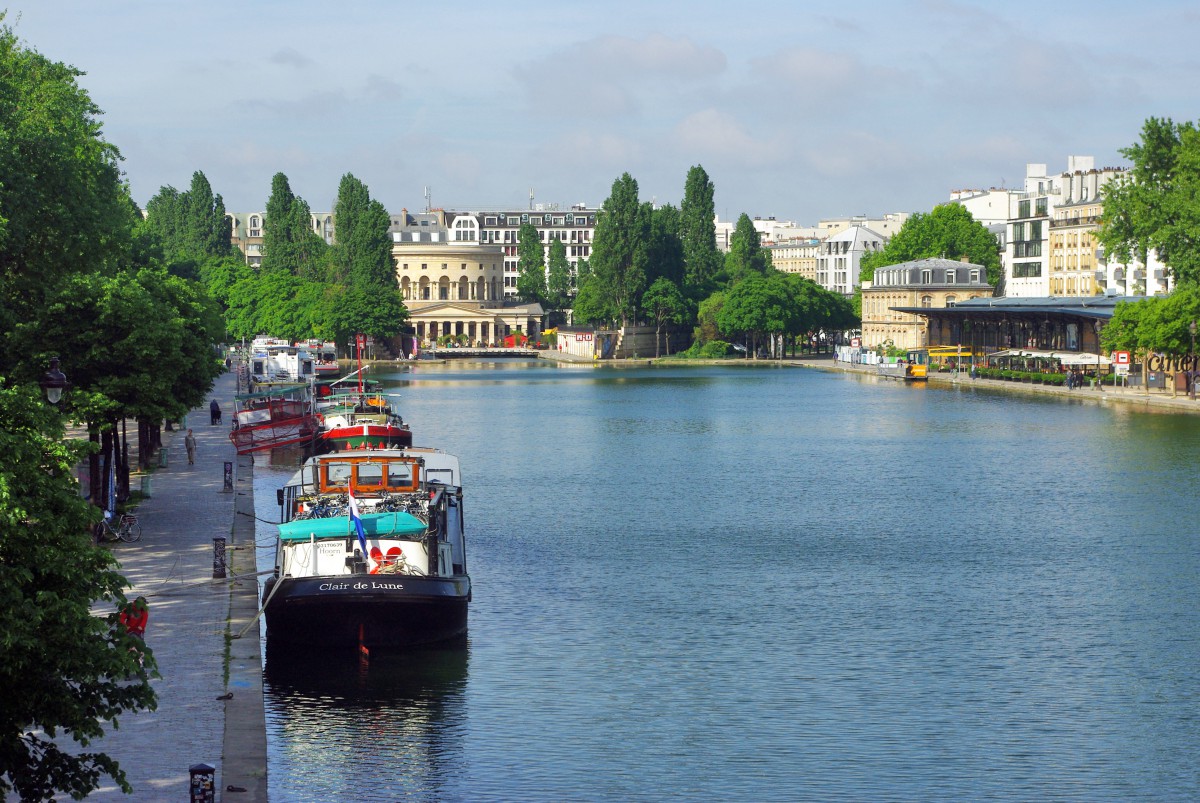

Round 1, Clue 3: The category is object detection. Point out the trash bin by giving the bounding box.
[158,448,168,468]
[188,763,215,803]
[141,475,151,498]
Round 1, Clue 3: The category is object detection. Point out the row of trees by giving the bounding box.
[1,21,218,797]
[142,171,408,354]
[1098,118,1200,361]
[562,168,856,356]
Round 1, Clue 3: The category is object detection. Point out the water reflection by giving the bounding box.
[263,641,469,803]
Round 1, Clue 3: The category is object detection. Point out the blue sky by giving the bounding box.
[10,1,1200,224]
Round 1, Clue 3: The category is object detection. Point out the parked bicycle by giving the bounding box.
[97,513,142,543]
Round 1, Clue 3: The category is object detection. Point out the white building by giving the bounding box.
[949,188,1013,227]
[1004,161,1068,297]
[817,213,910,240]
[815,225,886,296]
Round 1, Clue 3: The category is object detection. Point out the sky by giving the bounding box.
[10,1,1200,225]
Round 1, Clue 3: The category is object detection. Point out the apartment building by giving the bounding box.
[392,205,597,298]
[765,238,821,282]
[815,225,886,296]
[1004,161,1065,298]
[862,257,993,350]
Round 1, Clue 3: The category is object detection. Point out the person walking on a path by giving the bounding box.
[210,399,221,425]
[119,596,150,666]
[185,428,197,465]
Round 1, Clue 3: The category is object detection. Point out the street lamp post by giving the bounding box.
[1094,320,1104,392]
[39,357,69,404]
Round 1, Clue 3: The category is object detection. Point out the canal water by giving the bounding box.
[252,360,1200,802]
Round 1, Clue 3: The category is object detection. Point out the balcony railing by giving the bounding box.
[1050,215,1100,229]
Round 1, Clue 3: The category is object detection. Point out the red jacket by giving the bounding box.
[120,606,148,637]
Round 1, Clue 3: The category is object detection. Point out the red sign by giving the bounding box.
[1114,351,1130,365]
[356,334,365,349]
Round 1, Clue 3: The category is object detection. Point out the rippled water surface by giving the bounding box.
[254,361,1200,801]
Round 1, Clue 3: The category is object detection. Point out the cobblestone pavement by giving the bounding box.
[72,369,266,802]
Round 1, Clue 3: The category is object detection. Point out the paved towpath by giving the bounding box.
[74,368,267,802]
[787,352,1200,413]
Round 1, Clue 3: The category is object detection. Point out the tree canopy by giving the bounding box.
[1097,117,1200,288]
[859,203,1001,286]
[516,222,547,304]
[724,213,772,282]
[579,173,650,326]
[680,165,721,295]
[1,20,160,796]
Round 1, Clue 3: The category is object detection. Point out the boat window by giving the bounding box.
[324,462,352,489]
[387,461,419,491]
[356,463,383,487]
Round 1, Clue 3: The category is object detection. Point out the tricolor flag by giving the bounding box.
[348,487,368,557]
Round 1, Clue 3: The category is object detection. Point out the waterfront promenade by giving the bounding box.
[788,352,1200,413]
[76,368,266,802]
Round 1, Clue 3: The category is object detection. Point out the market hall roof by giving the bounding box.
[891,294,1147,321]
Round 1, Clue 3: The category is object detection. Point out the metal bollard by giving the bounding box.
[223,460,233,492]
[188,763,215,802]
[212,537,226,579]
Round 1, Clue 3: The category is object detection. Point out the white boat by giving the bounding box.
[247,337,315,385]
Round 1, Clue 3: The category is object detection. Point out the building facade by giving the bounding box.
[390,205,597,299]
[862,258,993,349]
[815,225,886,296]
[765,238,820,281]
[228,211,335,267]
[389,209,544,346]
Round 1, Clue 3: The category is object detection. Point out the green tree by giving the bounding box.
[572,271,615,327]
[680,165,721,296]
[725,213,772,283]
[142,171,232,267]
[545,237,574,319]
[0,381,156,800]
[859,204,1001,286]
[332,173,395,290]
[1098,117,1200,288]
[647,204,685,287]
[516,222,547,304]
[1102,285,1200,356]
[261,173,328,280]
[589,173,650,326]
[694,290,726,346]
[0,20,133,378]
[642,277,688,357]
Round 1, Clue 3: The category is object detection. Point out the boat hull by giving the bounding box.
[322,424,413,451]
[262,574,470,648]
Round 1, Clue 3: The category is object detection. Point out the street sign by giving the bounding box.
[1114,350,1131,365]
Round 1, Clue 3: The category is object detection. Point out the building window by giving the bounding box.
[945,270,956,284]
[921,296,933,308]
[421,263,428,270]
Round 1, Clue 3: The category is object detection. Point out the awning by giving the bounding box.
[987,349,1111,365]
[1058,352,1111,366]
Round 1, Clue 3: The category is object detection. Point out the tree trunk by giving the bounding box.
[88,426,101,509]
